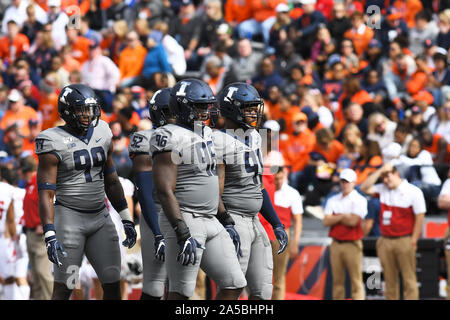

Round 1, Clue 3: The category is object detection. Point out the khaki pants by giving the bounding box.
[270,228,291,300]
[26,229,53,300]
[376,236,419,300]
[330,239,365,300]
[445,228,450,300]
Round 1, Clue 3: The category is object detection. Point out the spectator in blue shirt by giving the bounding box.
[141,31,171,89]
[251,56,284,100]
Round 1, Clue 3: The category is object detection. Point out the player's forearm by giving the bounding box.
[135,170,162,236]
[340,214,361,227]
[157,189,183,227]
[38,190,55,225]
[104,172,126,205]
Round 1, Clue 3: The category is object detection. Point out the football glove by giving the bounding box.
[122,220,137,249]
[274,225,288,254]
[177,237,205,266]
[43,224,67,267]
[154,234,166,261]
[173,219,205,266]
[224,224,243,258]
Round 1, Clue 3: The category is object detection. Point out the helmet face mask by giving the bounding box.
[58,85,101,135]
[169,79,217,128]
[240,102,264,129]
[218,82,264,130]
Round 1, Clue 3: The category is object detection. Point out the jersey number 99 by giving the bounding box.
[73,147,106,182]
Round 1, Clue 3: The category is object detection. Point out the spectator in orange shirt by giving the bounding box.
[283,112,316,185]
[272,94,300,135]
[118,31,147,88]
[37,74,60,131]
[300,128,344,206]
[406,55,429,96]
[66,27,91,64]
[343,10,374,57]
[420,126,448,165]
[0,20,30,64]
[391,0,423,29]
[225,0,252,28]
[0,89,38,139]
[237,0,286,46]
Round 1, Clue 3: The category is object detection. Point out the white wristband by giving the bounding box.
[119,208,132,222]
[44,231,56,239]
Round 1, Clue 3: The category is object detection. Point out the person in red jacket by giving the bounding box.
[323,169,367,300]
[21,156,53,300]
[0,20,30,64]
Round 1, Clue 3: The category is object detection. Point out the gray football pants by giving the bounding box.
[140,216,167,297]
[159,211,247,298]
[53,205,121,287]
[231,213,273,300]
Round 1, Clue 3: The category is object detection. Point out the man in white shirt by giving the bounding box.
[323,169,367,300]
[361,163,425,300]
[81,41,120,113]
[260,167,303,300]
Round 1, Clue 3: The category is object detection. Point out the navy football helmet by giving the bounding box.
[58,84,101,134]
[169,79,217,128]
[149,88,172,128]
[218,82,264,130]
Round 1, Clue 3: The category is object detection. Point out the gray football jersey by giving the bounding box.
[128,129,161,206]
[150,124,219,216]
[128,129,153,158]
[212,129,263,216]
[35,120,112,212]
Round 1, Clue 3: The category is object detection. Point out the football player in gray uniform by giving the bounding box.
[36,84,137,300]
[129,88,173,300]
[151,79,247,300]
[213,82,288,300]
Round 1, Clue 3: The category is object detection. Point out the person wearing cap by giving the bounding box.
[0,89,38,140]
[268,3,292,55]
[378,6,408,52]
[428,49,450,106]
[361,163,425,300]
[411,90,436,123]
[47,0,69,50]
[22,155,54,300]
[281,112,316,190]
[408,10,439,56]
[323,168,367,300]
